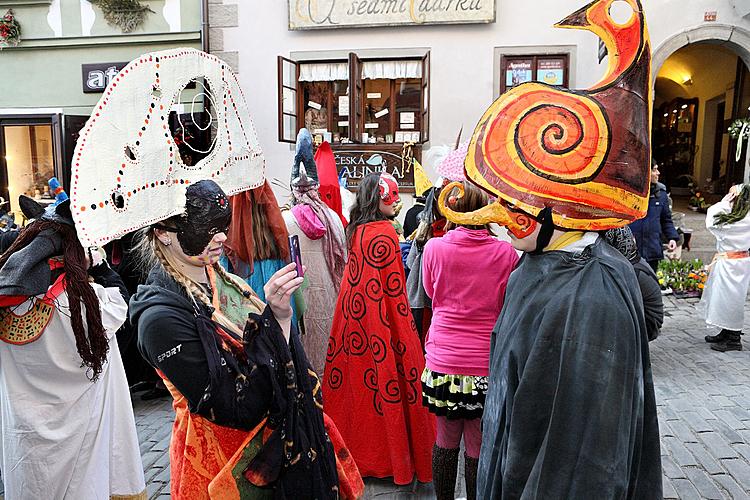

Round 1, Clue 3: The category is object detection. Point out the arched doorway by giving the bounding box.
[652,25,750,195]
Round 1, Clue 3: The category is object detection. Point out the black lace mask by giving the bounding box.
[155,180,231,256]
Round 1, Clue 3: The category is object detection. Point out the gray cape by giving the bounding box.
[479,239,662,499]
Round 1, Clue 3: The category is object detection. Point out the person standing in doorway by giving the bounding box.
[629,162,679,272]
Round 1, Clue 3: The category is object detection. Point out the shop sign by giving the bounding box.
[288,0,495,30]
[334,147,416,191]
[505,59,532,88]
[81,62,128,93]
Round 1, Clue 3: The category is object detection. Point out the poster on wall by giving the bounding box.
[334,146,417,191]
[537,58,565,86]
[288,0,496,30]
[505,60,533,88]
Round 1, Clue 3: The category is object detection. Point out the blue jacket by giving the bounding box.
[628,182,679,262]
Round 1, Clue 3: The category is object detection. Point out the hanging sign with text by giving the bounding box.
[334,144,418,192]
[288,0,495,30]
[81,62,128,93]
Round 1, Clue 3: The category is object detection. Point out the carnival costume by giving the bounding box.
[283,130,347,374]
[70,48,363,500]
[0,198,145,500]
[439,1,662,497]
[699,186,750,351]
[324,173,436,485]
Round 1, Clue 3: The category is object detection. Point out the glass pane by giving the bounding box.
[331,80,349,144]
[505,58,533,89]
[283,114,297,142]
[283,87,296,114]
[3,125,55,210]
[536,58,565,86]
[302,81,330,138]
[283,60,296,87]
[395,78,421,143]
[363,79,391,143]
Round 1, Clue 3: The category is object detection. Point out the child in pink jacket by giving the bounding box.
[421,181,518,500]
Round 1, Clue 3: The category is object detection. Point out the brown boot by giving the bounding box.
[465,454,479,500]
[432,445,459,500]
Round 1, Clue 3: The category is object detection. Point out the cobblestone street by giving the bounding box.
[133,294,750,499]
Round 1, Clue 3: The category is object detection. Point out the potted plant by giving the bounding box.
[657,259,707,298]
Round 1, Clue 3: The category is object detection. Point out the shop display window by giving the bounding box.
[1,124,55,209]
[277,52,430,145]
[500,54,569,93]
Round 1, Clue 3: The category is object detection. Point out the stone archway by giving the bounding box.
[652,24,750,80]
[652,24,750,185]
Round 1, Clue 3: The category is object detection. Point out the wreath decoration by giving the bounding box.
[88,0,154,33]
[0,10,21,48]
[728,118,750,140]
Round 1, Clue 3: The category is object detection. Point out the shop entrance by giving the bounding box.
[652,42,750,196]
[0,115,64,216]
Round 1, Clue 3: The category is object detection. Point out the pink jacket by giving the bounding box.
[422,227,518,376]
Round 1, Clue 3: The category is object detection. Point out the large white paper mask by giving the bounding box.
[70,48,264,248]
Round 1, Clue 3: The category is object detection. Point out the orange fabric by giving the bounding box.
[161,375,365,499]
[161,376,249,500]
[323,413,365,500]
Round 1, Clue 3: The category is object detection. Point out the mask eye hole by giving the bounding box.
[124,145,137,161]
[111,192,125,209]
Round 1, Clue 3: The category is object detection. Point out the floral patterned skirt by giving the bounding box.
[421,367,488,420]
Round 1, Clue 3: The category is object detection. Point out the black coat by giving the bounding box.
[478,239,662,499]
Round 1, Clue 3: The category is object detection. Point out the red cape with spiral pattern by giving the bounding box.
[323,221,435,484]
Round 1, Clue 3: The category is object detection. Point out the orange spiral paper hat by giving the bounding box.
[446,0,651,231]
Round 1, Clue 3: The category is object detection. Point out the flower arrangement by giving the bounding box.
[728,118,750,140]
[0,10,21,48]
[657,259,707,297]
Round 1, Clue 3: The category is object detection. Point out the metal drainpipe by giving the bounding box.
[201,0,210,53]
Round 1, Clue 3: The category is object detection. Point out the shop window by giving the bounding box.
[277,52,430,145]
[500,54,569,93]
[0,117,65,216]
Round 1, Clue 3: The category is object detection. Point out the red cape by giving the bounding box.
[324,221,435,484]
[314,142,348,228]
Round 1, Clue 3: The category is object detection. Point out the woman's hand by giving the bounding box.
[263,263,305,341]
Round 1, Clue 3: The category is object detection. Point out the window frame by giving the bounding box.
[0,114,64,210]
[499,53,569,94]
[277,52,430,145]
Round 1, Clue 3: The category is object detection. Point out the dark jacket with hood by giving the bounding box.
[628,182,679,262]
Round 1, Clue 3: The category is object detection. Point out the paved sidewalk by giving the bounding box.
[655,295,750,500]
[134,295,750,499]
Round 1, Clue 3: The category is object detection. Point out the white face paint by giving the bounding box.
[70,48,265,250]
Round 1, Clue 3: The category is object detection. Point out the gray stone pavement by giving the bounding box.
[134,295,750,499]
